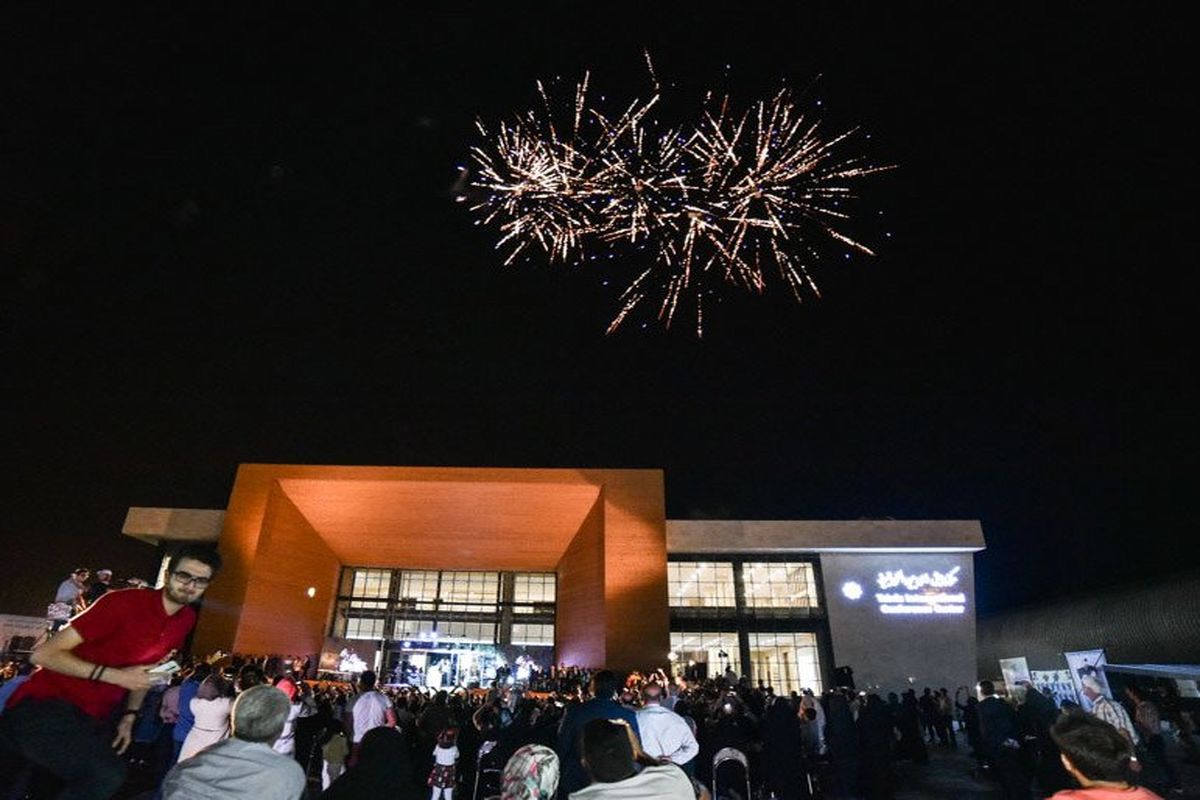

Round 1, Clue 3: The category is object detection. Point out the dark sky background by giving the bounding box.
[3,5,1194,620]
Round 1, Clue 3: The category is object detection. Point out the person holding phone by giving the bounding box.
[0,544,221,800]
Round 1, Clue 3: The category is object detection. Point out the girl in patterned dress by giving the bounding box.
[428,726,459,800]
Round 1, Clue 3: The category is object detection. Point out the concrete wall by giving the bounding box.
[667,519,985,552]
[821,552,977,693]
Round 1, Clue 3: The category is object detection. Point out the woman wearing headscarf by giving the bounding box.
[322,725,422,800]
[856,694,895,800]
[825,692,863,799]
[492,744,559,800]
[763,697,808,799]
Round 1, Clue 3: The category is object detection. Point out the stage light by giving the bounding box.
[306,586,316,598]
[841,581,864,601]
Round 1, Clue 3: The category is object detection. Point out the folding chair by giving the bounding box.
[712,746,751,800]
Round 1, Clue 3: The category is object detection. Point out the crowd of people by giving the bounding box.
[0,546,1194,800]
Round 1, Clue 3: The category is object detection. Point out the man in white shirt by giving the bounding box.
[570,719,693,800]
[350,670,395,765]
[634,683,698,774]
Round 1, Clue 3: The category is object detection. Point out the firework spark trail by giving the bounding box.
[468,67,892,335]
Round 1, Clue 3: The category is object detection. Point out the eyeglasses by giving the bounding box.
[171,570,212,588]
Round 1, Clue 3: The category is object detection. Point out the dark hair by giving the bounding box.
[979,680,995,696]
[591,670,621,699]
[237,663,267,691]
[1051,709,1133,783]
[360,670,377,690]
[581,719,635,782]
[167,545,223,578]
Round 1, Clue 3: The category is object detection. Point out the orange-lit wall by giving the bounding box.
[599,473,669,671]
[234,485,340,655]
[555,496,606,667]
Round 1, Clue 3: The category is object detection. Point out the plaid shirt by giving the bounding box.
[1091,695,1140,745]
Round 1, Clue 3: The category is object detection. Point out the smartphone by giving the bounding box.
[150,660,180,675]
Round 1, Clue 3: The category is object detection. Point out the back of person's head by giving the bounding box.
[198,674,232,700]
[231,685,291,744]
[237,663,266,691]
[978,680,995,697]
[502,744,560,800]
[358,725,410,770]
[1051,709,1133,783]
[581,718,635,783]
[360,670,377,690]
[437,727,458,748]
[167,544,223,577]
[190,663,213,683]
[641,683,664,705]
[590,670,621,699]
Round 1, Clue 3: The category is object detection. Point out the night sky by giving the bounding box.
[4,5,1194,620]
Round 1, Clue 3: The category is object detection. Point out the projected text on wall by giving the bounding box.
[872,566,966,614]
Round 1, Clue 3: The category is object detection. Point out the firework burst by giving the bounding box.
[467,64,891,336]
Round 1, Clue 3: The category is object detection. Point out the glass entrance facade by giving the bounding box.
[332,567,555,687]
[668,556,829,694]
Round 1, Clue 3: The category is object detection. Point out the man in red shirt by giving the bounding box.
[0,545,221,800]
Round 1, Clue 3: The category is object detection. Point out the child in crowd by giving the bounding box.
[321,719,350,790]
[428,726,460,800]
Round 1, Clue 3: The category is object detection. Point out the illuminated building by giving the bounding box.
[123,464,984,693]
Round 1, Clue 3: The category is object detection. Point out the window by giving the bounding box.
[394,618,435,640]
[511,623,554,646]
[514,573,556,603]
[345,617,386,640]
[747,631,821,694]
[670,631,741,678]
[398,571,439,610]
[668,562,736,608]
[351,569,391,599]
[440,572,500,606]
[742,562,819,609]
[439,621,497,644]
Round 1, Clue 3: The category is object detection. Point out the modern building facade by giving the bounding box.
[123,464,985,693]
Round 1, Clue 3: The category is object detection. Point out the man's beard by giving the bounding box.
[164,584,197,606]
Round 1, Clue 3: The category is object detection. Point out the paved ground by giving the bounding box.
[893,745,1001,799]
[892,738,1200,800]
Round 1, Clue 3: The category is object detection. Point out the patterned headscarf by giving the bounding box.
[500,744,560,800]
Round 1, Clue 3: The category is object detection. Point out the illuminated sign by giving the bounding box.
[873,566,966,615]
[841,581,864,600]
